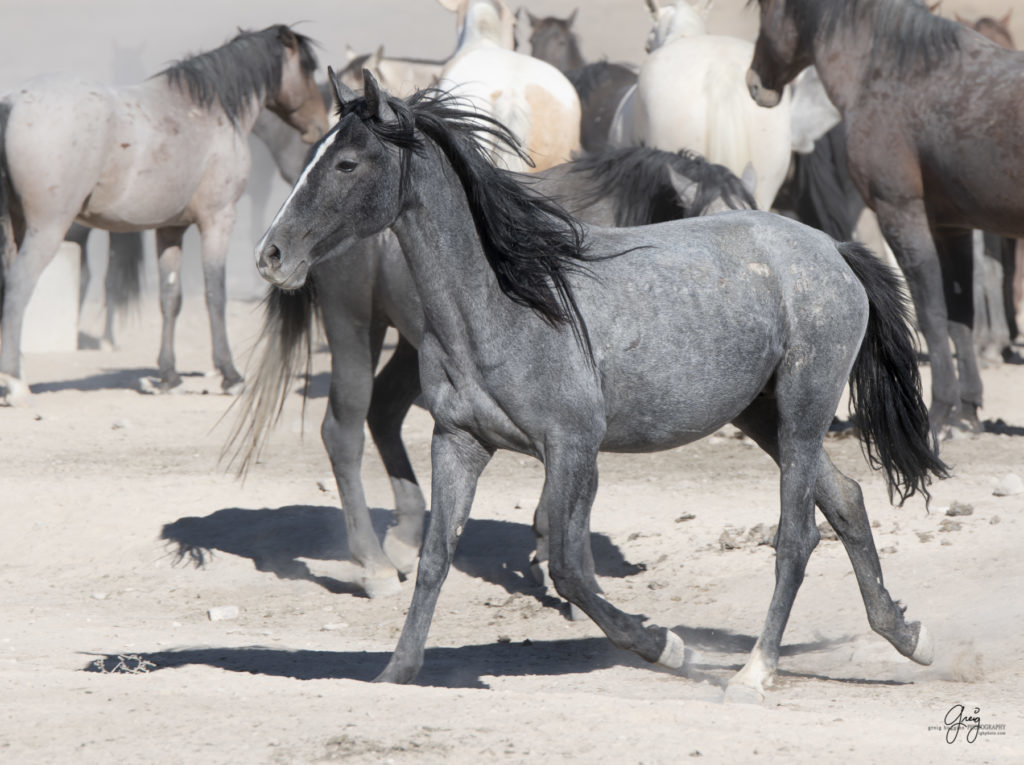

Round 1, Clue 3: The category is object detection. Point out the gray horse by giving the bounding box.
[0,25,328,404]
[229,143,755,599]
[252,69,946,699]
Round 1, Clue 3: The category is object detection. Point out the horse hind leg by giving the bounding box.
[367,334,428,577]
[936,228,983,431]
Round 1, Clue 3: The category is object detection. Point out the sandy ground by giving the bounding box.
[2,1,1024,763]
[0,292,1021,764]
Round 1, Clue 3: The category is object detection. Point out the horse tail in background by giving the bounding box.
[105,231,145,317]
[221,282,317,478]
[839,240,950,505]
[0,101,13,320]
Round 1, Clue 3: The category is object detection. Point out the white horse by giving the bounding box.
[609,0,837,210]
[436,0,582,172]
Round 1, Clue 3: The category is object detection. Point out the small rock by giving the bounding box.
[938,518,962,533]
[990,516,1001,525]
[321,622,348,632]
[941,538,953,546]
[207,605,239,622]
[880,544,897,555]
[719,528,743,551]
[676,513,696,523]
[993,473,1024,497]
[91,592,108,600]
[945,501,974,517]
[916,531,934,543]
[746,523,778,547]
[316,478,334,493]
[111,420,131,431]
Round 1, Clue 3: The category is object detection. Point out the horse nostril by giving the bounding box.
[262,243,282,269]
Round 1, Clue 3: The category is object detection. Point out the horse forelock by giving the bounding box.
[787,0,963,73]
[159,25,318,129]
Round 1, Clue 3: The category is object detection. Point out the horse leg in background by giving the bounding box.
[874,202,959,435]
[935,227,983,432]
[0,222,72,404]
[376,429,494,683]
[999,237,1021,358]
[367,334,429,577]
[153,225,187,391]
[197,213,243,393]
[733,399,931,689]
[66,223,92,313]
[102,231,145,350]
[318,284,403,597]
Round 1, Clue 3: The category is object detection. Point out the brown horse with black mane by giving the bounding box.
[747,0,1024,435]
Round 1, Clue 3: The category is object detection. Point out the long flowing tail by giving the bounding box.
[221,282,317,478]
[0,101,13,320]
[839,241,949,504]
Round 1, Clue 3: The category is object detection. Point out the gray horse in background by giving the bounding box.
[0,25,328,404]
[249,69,947,699]
[229,139,756,599]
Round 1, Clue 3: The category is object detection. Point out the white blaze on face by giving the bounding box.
[255,127,342,259]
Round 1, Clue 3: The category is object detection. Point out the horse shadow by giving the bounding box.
[29,367,207,394]
[81,626,875,690]
[160,504,646,606]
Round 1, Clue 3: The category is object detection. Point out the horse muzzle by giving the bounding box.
[256,243,310,290]
[746,69,782,108]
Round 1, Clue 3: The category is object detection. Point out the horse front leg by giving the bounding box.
[874,201,957,435]
[197,212,243,393]
[544,442,684,668]
[154,226,187,391]
[375,427,493,683]
[0,224,70,404]
[366,334,428,577]
[320,314,402,598]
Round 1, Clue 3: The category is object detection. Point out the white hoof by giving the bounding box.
[568,603,589,623]
[529,558,550,589]
[911,622,934,665]
[361,573,403,599]
[724,679,766,705]
[383,534,420,577]
[0,374,31,406]
[656,630,686,670]
[223,380,245,396]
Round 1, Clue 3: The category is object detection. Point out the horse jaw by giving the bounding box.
[746,68,782,108]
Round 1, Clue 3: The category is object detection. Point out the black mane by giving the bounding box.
[159,25,318,129]
[568,146,756,226]
[780,0,963,73]
[337,89,595,361]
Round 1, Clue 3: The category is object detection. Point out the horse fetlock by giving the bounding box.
[361,570,403,599]
[0,373,31,406]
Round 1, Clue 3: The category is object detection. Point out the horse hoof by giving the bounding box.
[223,379,246,396]
[724,679,766,705]
[0,374,31,406]
[383,534,420,577]
[568,603,589,623]
[656,629,686,669]
[911,622,934,665]
[362,573,403,599]
[529,557,550,589]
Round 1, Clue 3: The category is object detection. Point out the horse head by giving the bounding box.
[747,0,813,108]
[438,0,517,51]
[268,26,328,143]
[645,0,713,53]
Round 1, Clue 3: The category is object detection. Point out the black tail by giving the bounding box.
[0,101,13,320]
[105,231,145,316]
[839,241,949,505]
[221,282,317,477]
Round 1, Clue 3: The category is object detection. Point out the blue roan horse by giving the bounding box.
[251,69,947,699]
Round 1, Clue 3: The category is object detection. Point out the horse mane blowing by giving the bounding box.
[335,82,596,359]
[159,24,319,129]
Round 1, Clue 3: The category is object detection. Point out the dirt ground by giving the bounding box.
[0,292,1021,765]
[2,1,1024,763]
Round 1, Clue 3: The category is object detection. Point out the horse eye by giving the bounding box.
[337,160,357,173]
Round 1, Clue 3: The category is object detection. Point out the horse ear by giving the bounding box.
[954,12,967,23]
[567,8,578,27]
[1001,10,1012,26]
[368,45,385,72]
[696,0,715,17]
[362,68,397,123]
[644,0,660,20]
[345,44,357,63]
[327,66,358,110]
[666,166,698,211]
[526,9,540,27]
[436,0,462,12]
[277,25,299,50]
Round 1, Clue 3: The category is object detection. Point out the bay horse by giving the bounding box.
[229,142,755,598]
[746,0,1024,433]
[250,69,945,698]
[0,24,328,404]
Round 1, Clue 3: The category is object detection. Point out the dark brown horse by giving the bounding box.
[747,0,1024,434]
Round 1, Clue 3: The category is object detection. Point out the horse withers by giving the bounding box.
[251,68,946,698]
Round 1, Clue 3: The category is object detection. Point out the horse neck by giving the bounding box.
[564,37,586,70]
[810,26,874,114]
[388,147,515,350]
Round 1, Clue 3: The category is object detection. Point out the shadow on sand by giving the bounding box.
[160,505,646,604]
